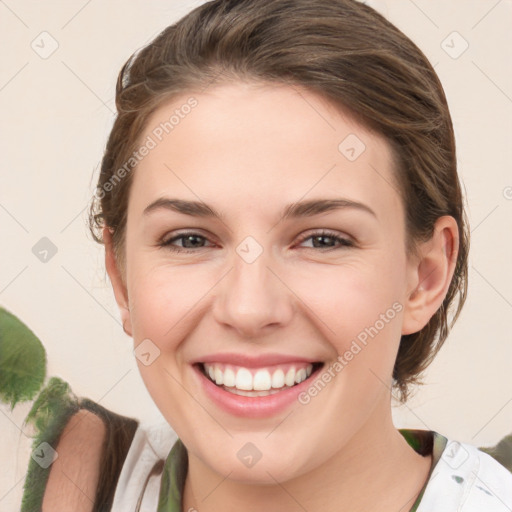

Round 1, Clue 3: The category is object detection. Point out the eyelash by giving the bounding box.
[158,230,354,253]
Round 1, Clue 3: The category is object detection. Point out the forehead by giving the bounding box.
[128,82,402,223]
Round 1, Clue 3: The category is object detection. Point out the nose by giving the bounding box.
[212,246,294,339]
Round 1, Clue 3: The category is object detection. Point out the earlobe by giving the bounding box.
[401,216,459,335]
[103,226,132,337]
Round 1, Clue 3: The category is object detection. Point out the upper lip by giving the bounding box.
[192,352,321,368]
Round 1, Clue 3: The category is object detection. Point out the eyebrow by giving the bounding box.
[142,197,376,221]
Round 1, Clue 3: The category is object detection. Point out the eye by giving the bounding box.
[159,232,214,253]
[296,230,353,250]
[158,229,354,254]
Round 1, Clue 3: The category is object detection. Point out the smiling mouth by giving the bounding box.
[197,361,324,397]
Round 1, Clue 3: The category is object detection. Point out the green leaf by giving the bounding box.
[21,376,79,512]
[0,306,47,409]
[24,376,75,434]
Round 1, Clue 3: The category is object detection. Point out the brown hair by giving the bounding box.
[88,0,469,402]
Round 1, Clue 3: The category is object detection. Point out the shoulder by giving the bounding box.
[418,436,512,511]
[21,381,140,512]
[42,409,107,512]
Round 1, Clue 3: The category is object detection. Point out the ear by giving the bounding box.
[401,216,459,335]
[103,226,132,337]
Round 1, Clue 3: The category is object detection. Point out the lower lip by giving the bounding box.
[193,363,323,418]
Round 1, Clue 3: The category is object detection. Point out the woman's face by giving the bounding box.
[109,82,422,482]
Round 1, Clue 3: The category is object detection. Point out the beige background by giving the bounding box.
[1,0,511,509]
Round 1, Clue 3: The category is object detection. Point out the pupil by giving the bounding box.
[313,235,332,248]
[184,235,202,248]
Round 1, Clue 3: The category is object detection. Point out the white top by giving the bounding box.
[111,423,512,511]
[417,439,512,511]
[110,421,178,512]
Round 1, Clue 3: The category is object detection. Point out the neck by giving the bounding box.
[182,401,432,512]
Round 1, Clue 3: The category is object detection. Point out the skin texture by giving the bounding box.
[42,410,106,512]
[104,82,458,511]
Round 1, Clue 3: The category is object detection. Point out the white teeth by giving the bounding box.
[223,367,236,387]
[271,369,285,389]
[295,368,307,384]
[214,367,223,385]
[203,362,317,392]
[224,387,284,397]
[253,369,272,391]
[284,368,296,387]
[235,368,253,390]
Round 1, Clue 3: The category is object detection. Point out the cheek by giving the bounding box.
[127,258,215,346]
[291,255,406,344]
[288,255,407,402]
[126,261,210,424]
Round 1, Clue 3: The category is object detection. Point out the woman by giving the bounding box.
[26,0,512,510]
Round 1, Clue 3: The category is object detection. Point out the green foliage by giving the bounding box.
[0,306,47,409]
[21,376,79,512]
[24,376,76,433]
